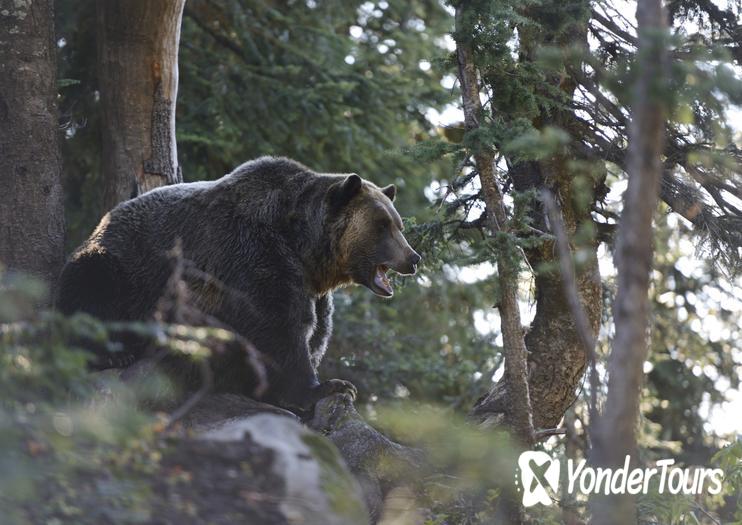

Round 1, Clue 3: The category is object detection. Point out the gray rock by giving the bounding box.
[196,412,368,525]
[308,393,422,522]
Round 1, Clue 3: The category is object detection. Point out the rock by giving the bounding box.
[175,392,423,524]
[88,380,412,524]
[308,393,422,522]
[18,386,370,525]
[168,405,369,525]
[184,393,299,428]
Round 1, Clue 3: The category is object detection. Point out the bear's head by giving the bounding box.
[328,174,421,298]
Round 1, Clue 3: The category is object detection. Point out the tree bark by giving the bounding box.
[592,0,668,522]
[0,0,65,299]
[96,0,185,211]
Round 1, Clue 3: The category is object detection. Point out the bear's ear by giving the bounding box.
[329,174,363,209]
[381,184,396,202]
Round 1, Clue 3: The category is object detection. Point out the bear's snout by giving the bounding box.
[408,250,421,274]
[392,249,421,276]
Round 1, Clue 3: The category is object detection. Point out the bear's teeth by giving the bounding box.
[374,267,392,295]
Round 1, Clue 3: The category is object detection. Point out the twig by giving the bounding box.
[534,427,567,441]
[166,357,214,430]
[693,503,722,525]
[155,239,269,424]
[591,9,638,46]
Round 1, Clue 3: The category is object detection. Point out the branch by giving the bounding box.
[591,9,638,46]
[166,357,214,430]
[534,427,568,441]
[570,114,741,269]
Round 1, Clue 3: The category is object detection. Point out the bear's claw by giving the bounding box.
[315,378,357,401]
[285,379,357,412]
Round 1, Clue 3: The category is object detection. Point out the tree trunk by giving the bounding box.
[592,0,668,522]
[454,3,534,449]
[469,3,601,432]
[0,0,65,299]
[471,216,602,428]
[454,4,535,523]
[96,0,185,211]
[521,154,602,431]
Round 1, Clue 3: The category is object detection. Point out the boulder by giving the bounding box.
[160,394,369,525]
[308,393,422,522]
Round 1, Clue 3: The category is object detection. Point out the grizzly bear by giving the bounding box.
[57,157,420,409]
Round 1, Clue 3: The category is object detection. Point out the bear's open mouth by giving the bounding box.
[371,265,393,297]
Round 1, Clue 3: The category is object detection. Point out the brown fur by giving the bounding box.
[57,156,419,409]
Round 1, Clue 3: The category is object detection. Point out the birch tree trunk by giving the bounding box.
[592,0,668,522]
[0,0,65,299]
[96,0,185,210]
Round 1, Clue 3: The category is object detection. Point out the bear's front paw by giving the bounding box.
[313,378,357,401]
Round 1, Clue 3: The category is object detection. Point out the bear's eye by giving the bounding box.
[376,220,389,234]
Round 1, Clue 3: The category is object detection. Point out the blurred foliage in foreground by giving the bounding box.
[3,272,740,524]
[0,273,156,523]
